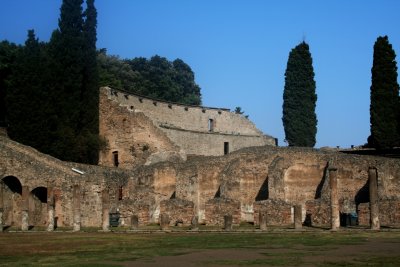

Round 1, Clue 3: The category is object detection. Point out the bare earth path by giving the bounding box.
[128,236,400,267]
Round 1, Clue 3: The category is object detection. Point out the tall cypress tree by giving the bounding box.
[370,36,400,149]
[80,0,99,164]
[47,0,92,163]
[282,41,317,147]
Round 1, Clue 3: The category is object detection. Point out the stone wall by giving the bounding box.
[204,198,241,225]
[254,200,293,226]
[160,198,195,226]
[99,87,276,168]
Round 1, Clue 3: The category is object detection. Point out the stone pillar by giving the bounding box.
[190,215,199,231]
[0,182,3,232]
[47,186,55,231]
[131,215,139,230]
[329,167,340,231]
[369,167,380,230]
[259,212,267,231]
[73,185,81,232]
[294,205,302,230]
[160,213,170,230]
[102,188,110,231]
[21,186,29,231]
[224,214,233,231]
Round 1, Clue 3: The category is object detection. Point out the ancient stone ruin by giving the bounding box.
[0,87,399,231]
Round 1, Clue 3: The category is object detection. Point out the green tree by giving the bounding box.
[234,107,244,114]
[80,0,100,164]
[0,41,20,127]
[282,41,317,147]
[6,30,50,148]
[370,36,400,149]
[47,0,85,162]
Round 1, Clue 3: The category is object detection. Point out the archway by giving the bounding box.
[1,176,23,227]
[29,186,48,227]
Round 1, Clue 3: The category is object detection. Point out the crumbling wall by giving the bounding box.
[254,199,293,226]
[160,198,195,226]
[99,88,180,169]
[205,198,241,226]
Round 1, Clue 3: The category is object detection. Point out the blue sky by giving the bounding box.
[1,0,399,148]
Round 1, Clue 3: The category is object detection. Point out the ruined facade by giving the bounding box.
[1,135,400,230]
[98,87,276,168]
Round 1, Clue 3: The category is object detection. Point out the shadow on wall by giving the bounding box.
[255,176,269,201]
[354,180,369,207]
[314,162,329,199]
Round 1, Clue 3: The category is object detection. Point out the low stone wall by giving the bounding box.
[205,198,241,225]
[116,201,151,226]
[160,198,194,226]
[305,200,331,227]
[358,199,400,227]
[254,199,293,226]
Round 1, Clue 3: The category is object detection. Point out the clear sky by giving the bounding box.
[1,0,399,148]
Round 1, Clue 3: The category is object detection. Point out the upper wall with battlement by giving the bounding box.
[99,87,276,167]
[102,87,271,137]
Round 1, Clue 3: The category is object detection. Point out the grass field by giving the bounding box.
[0,230,399,266]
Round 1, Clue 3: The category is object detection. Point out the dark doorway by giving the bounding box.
[224,142,229,155]
[113,151,119,167]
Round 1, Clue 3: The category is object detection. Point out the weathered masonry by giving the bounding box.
[99,87,276,168]
[1,135,400,230]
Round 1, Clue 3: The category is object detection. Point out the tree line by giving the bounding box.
[0,0,398,166]
[282,37,399,150]
[0,0,202,164]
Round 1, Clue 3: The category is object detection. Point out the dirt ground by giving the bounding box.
[128,237,400,267]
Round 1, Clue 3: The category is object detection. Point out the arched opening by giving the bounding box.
[31,187,47,203]
[1,176,23,227]
[2,176,22,195]
[30,186,48,227]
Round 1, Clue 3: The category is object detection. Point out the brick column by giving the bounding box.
[73,185,81,232]
[21,186,29,231]
[294,205,302,230]
[102,188,110,231]
[329,168,340,231]
[0,182,3,232]
[369,167,380,230]
[259,212,267,231]
[47,186,55,231]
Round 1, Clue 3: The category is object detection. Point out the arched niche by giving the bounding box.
[29,186,48,227]
[1,176,23,227]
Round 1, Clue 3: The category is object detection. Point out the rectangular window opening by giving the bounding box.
[208,119,214,132]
